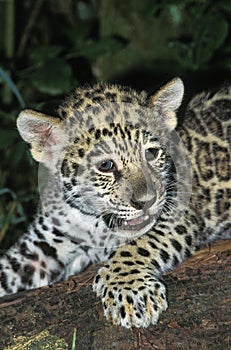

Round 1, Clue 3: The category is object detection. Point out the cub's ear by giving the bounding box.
[17,109,64,163]
[150,77,184,130]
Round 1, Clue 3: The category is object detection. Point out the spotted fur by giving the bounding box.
[0,78,230,328]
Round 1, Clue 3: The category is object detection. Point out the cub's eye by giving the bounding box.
[145,148,161,162]
[98,160,116,173]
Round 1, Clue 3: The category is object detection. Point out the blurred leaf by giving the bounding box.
[189,3,207,19]
[195,13,229,50]
[170,10,229,69]
[0,188,17,199]
[30,46,63,63]
[77,1,95,21]
[31,58,72,95]
[168,5,182,24]
[0,67,26,108]
[193,13,229,68]
[168,41,193,67]
[75,37,124,62]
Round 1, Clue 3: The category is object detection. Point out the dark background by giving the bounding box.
[0,0,230,251]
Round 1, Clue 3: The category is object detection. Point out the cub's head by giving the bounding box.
[17,78,188,239]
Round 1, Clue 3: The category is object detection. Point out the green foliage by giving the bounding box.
[0,188,26,246]
[0,0,230,250]
[169,3,230,70]
[30,57,72,95]
[0,67,25,107]
[97,0,230,81]
[71,328,77,350]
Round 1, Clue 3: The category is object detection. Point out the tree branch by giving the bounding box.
[0,240,231,350]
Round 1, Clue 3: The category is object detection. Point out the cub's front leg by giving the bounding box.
[93,216,197,328]
[0,223,90,297]
[94,259,168,328]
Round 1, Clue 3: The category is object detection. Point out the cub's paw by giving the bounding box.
[93,266,168,328]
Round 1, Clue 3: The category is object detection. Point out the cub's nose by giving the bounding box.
[130,197,145,210]
[130,195,156,211]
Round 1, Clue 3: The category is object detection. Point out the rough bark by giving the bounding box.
[0,240,230,350]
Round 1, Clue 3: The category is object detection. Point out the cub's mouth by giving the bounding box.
[102,212,153,232]
[122,214,150,229]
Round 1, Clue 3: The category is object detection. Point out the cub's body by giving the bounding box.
[0,79,230,328]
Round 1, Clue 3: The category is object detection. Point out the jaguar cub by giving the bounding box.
[0,78,230,328]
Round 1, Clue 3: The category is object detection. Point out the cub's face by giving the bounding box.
[57,102,175,238]
[17,78,189,239]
